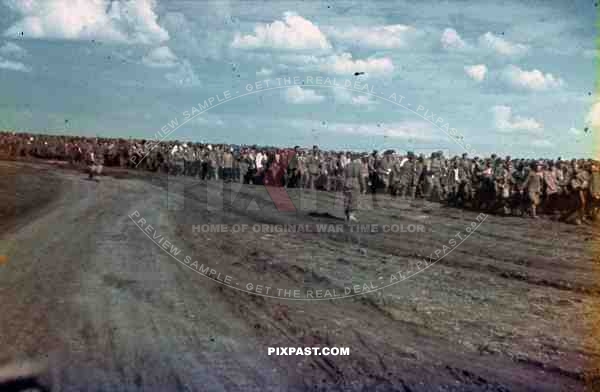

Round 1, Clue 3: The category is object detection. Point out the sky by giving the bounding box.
[0,0,597,158]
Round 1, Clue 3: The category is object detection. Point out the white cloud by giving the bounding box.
[334,89,376,106]
[142,46,178,68]
[503,65,564,91]
[283,85,325,104]
[478,32,528,56]
[492,105,542,132]
[3,0,169,45]
[569,127,582,135]
[441,28,466,50]
[162,7,231,61]
[231,12,331,51]
[0,41,26,57]
[278,53,320,66]
[0,57,31,72]
[464,64,487,82]
[141,45,201,87]
[165,59,201,87]
[256,67,273,76]
[280,52,393,76]
[326,24,417,49]
[319,53,394,76]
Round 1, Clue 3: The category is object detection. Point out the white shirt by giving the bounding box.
[255,152,263,169]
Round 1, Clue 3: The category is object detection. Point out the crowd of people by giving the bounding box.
[1,131,598,224]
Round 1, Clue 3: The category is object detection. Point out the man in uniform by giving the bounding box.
[343,153,361,221]
[368,150,379,195]
[379,152,394,194]
[390,154,403,196]
[414,154,426,198]
[495,160,513,215]
[521,161,543,218]
[359,155,369,194]
[225,147,235,182]
[208,145,217,180]
[298,150,308,189]
[306,145,321,190]
[396,151,417,199]
[457,153,472,206]
[426,151,444,201]
[446,158,461,206]
[286,146,300,188]
[86,141,103,181]
[183,145,194,176]
[588,161,600,220]
[542,160,560,215]
[570,160,590,224]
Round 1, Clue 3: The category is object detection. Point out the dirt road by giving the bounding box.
[0,160,598,391]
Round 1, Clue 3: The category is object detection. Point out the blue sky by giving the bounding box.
[0,0,596,157]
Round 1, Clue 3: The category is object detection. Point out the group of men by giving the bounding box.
[1,131,598,224]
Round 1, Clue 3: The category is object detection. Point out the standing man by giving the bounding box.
[368,150,379,195]
[343,153,361,222]
[286,146,300,188]
[446,159,461,206]
[543,161,560,215]
[307,145,321,190]
[86,141,103,181]
[588,161,600,220]
[427,151,444,201]
[459,153,472,204]
[522,161,543,218]
[397,152,417,199]
[222,147,233,182]
[239,149,249,184]
[359,155,369,194]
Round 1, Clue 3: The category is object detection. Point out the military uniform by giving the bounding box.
[396,154,417,198]
[307,152,321,190]
[522,164,543,218]
[343,157,361,221]
[426,153,444,201]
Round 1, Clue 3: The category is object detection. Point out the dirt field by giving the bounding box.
[0,160,599,391]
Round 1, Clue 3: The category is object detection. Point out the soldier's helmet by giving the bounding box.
[407,151,415,158]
